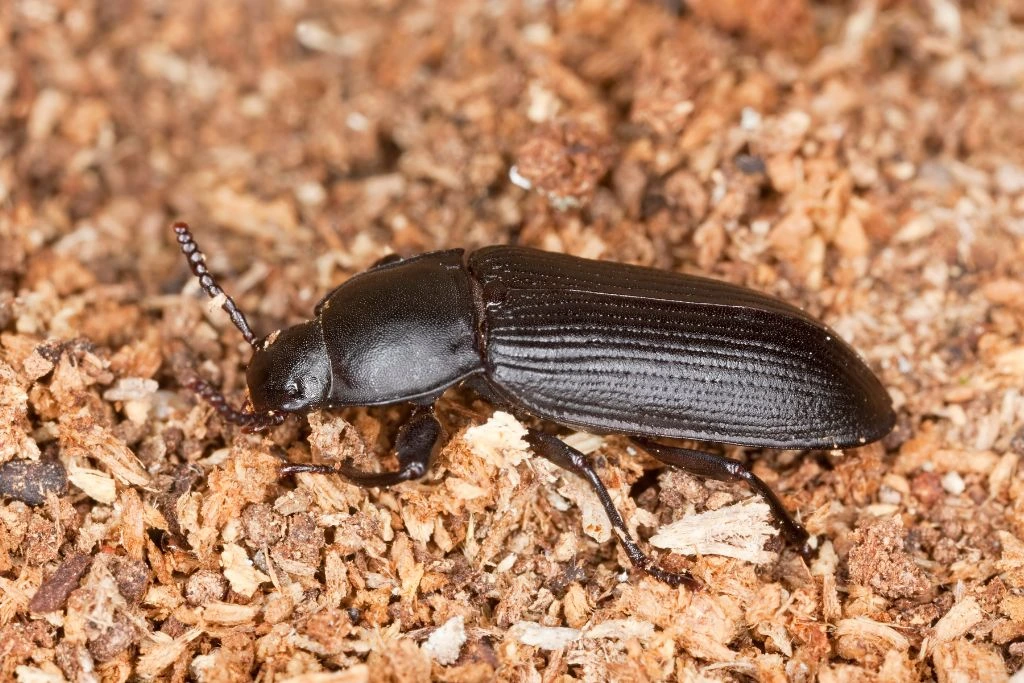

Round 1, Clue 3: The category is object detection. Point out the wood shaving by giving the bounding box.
[649,497,777,564]
[219,543,269,599]
[584,618,656,642]
[508,622,582,650]
[420,615,466,665]
[66,466,117,504]
[461,411,530,472]
[932,596,985,645]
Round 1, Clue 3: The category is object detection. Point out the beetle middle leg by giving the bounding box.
[632,439,811,555]
[524,430,698,589]
[281,409,441,487]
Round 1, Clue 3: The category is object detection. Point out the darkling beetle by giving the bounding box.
[173,221,894,588]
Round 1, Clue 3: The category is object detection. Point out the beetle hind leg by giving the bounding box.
[632,439,811,556]
[282,409,441,487]
[525,430,699,589]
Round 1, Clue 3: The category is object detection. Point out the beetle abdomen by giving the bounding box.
[469,246,894,449]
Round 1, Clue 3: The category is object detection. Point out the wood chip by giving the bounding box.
[220,543,269,599]
[835,617,910,651]
[201,602,260,626]
[933,597,985,644]
[136,629,202,680]
[28,553,93,613]
[932,639,1007,683]
[462,411,530,471]
[649,498,777,564]
[67,465,117,504]
[421,615,466,665]
[508,622,581,650]
[0,459,67,506]
[584,619,656,642]
[279,666,370,683]
[60,419,150,488]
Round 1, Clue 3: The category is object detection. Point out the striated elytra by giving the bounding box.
[174,222,894,588]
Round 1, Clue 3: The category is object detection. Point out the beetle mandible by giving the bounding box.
[173,221,894,588]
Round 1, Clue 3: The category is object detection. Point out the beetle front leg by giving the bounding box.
[525,430,698,589]
[632,439,812,556]
[281,409,441,487]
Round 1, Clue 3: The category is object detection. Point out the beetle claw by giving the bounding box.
[636,555,701,590]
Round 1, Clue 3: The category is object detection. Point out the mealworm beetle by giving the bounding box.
[173,221,894,588]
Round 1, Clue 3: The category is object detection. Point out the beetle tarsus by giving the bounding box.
[525,430,699,589]
[283,409,441,487]
[173,221,259,348]
[633,438,811,551]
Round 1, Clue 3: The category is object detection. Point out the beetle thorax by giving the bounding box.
[317,250,482,406]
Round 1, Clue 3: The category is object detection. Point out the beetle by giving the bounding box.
[173,221,894,587]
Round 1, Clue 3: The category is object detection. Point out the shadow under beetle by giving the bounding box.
[173,221,895,588]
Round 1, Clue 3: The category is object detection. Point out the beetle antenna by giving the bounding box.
[172,221,259,348]
[188,378,286,432]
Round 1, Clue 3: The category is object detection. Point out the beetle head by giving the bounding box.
[174,221,331,430]
[247,320,331,414]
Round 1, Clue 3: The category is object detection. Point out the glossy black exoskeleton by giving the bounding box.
[173,222,894,587]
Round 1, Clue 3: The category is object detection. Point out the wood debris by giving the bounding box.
[1,0,1022,679]
[649,497,778,564]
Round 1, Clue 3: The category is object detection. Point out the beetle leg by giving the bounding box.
[525,430,698,589]
[632,439,812,556]
[281,409,441,487]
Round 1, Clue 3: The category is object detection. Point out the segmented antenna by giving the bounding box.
[174,221,284,431]
[187,378,285,432]
[172,221,258,347]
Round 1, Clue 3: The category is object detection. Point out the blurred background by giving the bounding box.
[2,1,1024,681]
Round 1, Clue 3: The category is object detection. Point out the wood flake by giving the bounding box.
[219,544,269,599]
[508,621,581,650]
[933,597,985,644]
[421,615,466,665]
[67,466,117,504]
[649,498,777,563]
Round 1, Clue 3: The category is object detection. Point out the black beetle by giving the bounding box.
[173,221,894,587]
